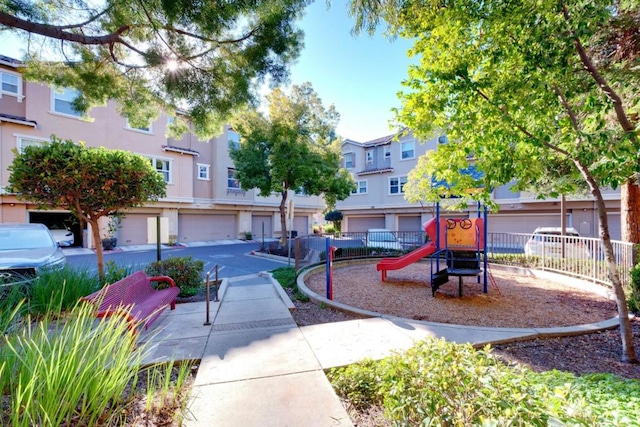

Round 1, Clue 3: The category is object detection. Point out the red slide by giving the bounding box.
[376,218,438,281]
[376,242,437,281]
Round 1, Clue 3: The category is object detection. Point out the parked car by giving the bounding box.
[47,222,75,247]
[365,229,403,251]
[0,223,67,287]
[524,227,590,258]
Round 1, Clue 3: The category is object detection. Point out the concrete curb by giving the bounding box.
[260,271,296,312]
[296,261,624,347]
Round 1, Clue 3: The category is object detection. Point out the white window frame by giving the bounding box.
[389,175,408,195]
[351,180,368,195]
[401,140,415,160]
[197,163,210,180]
[228,129,240,150]
[227,168,240,189]
[366,150,374,164]
[149,156,172,183]
[51,87,83,118]
[344,152,355,169]
[126,118,153,134]
[384,146,391,160]
[1,70,23,101]
[16,134,48,153]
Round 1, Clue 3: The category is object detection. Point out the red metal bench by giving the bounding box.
[81,271,180,331]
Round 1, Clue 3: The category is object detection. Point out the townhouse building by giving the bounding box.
[336,131,623,240]
[0,55,323,248]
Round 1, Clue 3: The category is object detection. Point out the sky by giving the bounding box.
[0,1,415,142]
[287,2,415,142]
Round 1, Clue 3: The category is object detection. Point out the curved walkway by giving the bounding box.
[137,267,620,426]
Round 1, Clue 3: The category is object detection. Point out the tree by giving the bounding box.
[8,137,166,278]
[0,0,308,138]
[324,210,344,233]
[230,83,355,241]
[349,0,639,362]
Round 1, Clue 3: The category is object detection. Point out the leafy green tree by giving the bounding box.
[349,0,639,362]
[324,210,343,233]
[0,0,308,138]
[8,137,166,277]
[230,83,354,241]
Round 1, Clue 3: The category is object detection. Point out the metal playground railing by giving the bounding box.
[294,231,635,288]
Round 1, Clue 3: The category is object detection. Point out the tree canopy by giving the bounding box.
[0,0,309,138]
[8,137,166,276]
[230,82,354,239]
[348,0,639,362]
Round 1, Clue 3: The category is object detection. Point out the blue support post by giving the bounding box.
[325,237,337,300]
[483,204,488,293]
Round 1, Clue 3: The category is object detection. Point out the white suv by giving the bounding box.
[524,227,590,258]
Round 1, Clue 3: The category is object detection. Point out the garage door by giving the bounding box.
[119,214,152,245]
[398,216,421,232]
[292,217,308,236]
[487,213,564,234]
[347,216,385,232]
[252,215,273,239]
[179,214,237,242]
[605,213,621,241]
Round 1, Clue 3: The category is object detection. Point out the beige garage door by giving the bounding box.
[119,214,152,245]
[292,216,308,236]
[347,216,385,232]
[179,214,237,242]
[487,213,564,234]
[252,215,273,239]
[398,216,421,232]
[605,213,621,241]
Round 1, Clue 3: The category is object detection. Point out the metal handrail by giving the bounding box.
[204,264,219,326]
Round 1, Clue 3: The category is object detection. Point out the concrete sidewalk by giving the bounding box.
[138,272,620,427]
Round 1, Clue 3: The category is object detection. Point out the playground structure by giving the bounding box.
[376,203,488,297]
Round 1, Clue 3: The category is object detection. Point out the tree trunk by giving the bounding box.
[89,218,105,280]
[576,162,637,363]
[621,178,640,249]
[280,190,288,245]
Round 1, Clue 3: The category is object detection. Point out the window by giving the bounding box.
[351,180,367,194]
[197,163,210,180]
[227,168,240,189]
[1,71,21,99]
[366,150,374,164]
[126,118,153,133]
[17,136,48,152]
[344,152,355,169]
[150,157,171,183]
[389,176,408,194]
[401,140,415,159]
[52,87,82,117]
[228,130,240,150]
[384,146,391,160]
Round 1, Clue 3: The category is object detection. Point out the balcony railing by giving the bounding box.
[294,231,635,288]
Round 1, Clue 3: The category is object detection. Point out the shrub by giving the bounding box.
[101,260,136,286]
[0,303,143,426]
[628,263,640,313]
[328,339,640,426]
[27,266,100,318]
[271,266,308,302]
[323,223,336,234]
[145,256,204,297]
[0,302,194,426]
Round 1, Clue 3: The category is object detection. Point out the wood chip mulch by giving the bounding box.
[299,261,640,381]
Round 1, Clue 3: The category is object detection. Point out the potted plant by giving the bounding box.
[101,214,122,250]
[244,231,253,240]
